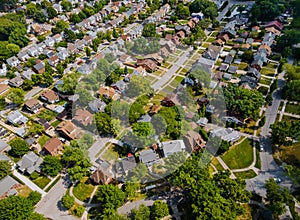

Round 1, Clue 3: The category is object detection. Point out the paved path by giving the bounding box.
[282,112,300,119]
[13,170,46,196]
[88,136,110,165]
[0,120,19,133]
[279,100,288,121]
[24,87,44,100]
[216,157,236,179]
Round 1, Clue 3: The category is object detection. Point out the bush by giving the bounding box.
[72,205,85,217]
[30,172,39,180]
[259,116,266,127]
[27,191,42,205]
[61,194,75,210]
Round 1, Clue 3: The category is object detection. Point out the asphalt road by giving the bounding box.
[216,0,255,21]
[246,58,294,197]
[35,176,76,220]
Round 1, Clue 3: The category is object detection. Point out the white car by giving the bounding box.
[260,145,264,152]
[274,177,281,183]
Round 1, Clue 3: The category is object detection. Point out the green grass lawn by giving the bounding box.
[38,135,51,146]
[73,178,95,202]
[175,76,184,83]
[169,79,180,88]
[259,77,272,85]
[32,176,51,189]
[285,103,300,115]
[211,157,224,171]
[221,138,254,170]
[234,170,257,179]
[257,86,269,96]
[260,68,275,76]
[101,146,119,162]
[238,62,248,70]
[206,37,215,42]
[211,32,218,37]
[50,120,61,128]
[255,149,261,169]
[202,43,210,48]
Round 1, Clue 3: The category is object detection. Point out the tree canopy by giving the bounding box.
[41,156,63,177]
[9,137,30,158]
[150,200,169,220]
[0,160,12,180]
[95,184,125,211]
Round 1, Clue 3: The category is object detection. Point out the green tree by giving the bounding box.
[0,160,12,180]
[27,212,46,220]
[175,3,190,19]
[0,96,6,110]
[0,0,18,11]
[125,76,153,98]
[241,50,254,62]
[46,6,57,19]
[125,182,140,199]
[64,29,77,42]
[150,200,169,220]
[41,156,63,177]
[28,122,44,136]
[132,122,155,137]
[61,194,75,210]
[85,47,91,57]
[95,112,115,135]
[0,196,34,220]
[131,204,150,220]
[26,3,37,16]
[27,191,42,206]
[72,205,85,217]
[70,13,81,24]
[61,0,72,12]
[34,11,47,23]
[283,80,300,102]
[142,23,157,37]
[9,137,30,157]
[95,184,125,210]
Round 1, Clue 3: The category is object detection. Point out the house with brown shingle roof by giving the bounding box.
[24,99,41,113]
[0,84,9,95]
[90,161,114,184]
[136,59,157,72]
[43,137,63,156]
[97,86,119,100]
[56,121,81,140]
[40,90,59,104]
[73,109,93,127]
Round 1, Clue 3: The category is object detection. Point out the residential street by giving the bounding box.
[151,47,192,91]
[35,176,76,220]
[246,61,293,197]
[88,136,110,165]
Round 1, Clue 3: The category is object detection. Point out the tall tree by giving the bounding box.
[0,161,12,180]
[150,200,169,220]
[41,156,63,177]
[0,196,34,220]
[9,137,30,157]
[95,184,125,210]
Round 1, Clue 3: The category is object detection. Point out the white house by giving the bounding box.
[45,37,55,47]
[6,56,20,67]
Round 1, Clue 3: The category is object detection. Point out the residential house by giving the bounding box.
[7,110,28,125]
[241,43,251,50]
[227,65,238,74]
[159,47,170,58]
[6,56,20,67]
[262,32,275,47]
[202,45,222,61]
[119,54,131,63]
[77,63,93,75]
[83,35,92,46]
[33,61,45,74]
[265,27,281,36]
[43,137,63,156]
[0,140,9,153]
[251,59,263,71]
[0,176,21,199]
[27,46,39,57]
[8,76,23,88]
[134,66,146,76]
[176,30,185,38]
[240,75,259,89]
[213,39,224,46]
[88,99,107,113]
[218,33,229,43]
[73,109,93,126]
[16,151,43,174]
[139,149,159,166]
[196,57,215,72]
[57,48,69,61]
[137,114,152,123]
[48,55,59,67]
[247,68,261,80]
[31,23,47,35]
[97,86,119,100]
[24,99,41,113]
[91,161,114,184]
[136,59,157,72]
[219,64,229,72]
[0,64,7,76]
[183,130,205,153]
[45,37,55,47]
[187,20,195,29]
[258,44,272,56]
[67,43,78,54]
[210,127,241,142]
[264,20,283,31]
[161,140,186,157]
[22,69,35,80]
[112,80,127,93]
[56,121,81,140]
[52,34,63,43]
[75,39,85,51]
[40,90,59,104]
[17,51,30,62]
[224,55,234,64]
[119,155,137,174]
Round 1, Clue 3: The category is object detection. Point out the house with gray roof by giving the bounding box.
[27,46,39,57]
[0,176,20,199]
[0,153,11,162]
[211,127,241,142]
[88,99,107,113]
[16,151,43,174]
[17,51,30,62]
[161,140,186,157]
[7,110,28,125]
[139,149,159,166]
[6,56,20,67]
[8,76,23,88]
[0,140,9,152]
[137,114,152,123]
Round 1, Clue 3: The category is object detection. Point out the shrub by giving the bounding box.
[61,194,75,210]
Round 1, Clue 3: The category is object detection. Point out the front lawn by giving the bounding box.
[51,120,61,128]
[32,176,51,189]
[17,185,32,197]
[211,157,224,171]
[72,178,94,202]
[260,68,275,76]
[285,103,300,115]
[259,78,272,85]
[257,86,269,96]
[221,138,254,169]
[234,170,257,179]
[38,134,51,146]
[101,146,119,162]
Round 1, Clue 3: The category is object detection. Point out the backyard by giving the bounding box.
[72,178,95,202]
[32,176,51,189]
[221,138,253,169]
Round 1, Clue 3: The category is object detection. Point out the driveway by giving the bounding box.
[24,87,44,100]
[35,176,76,220]
[88,136,110,165]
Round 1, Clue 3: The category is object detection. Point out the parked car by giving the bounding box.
[274,177,281,183]
[260,145,264,152]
